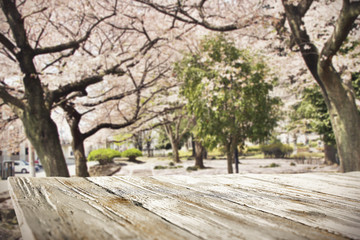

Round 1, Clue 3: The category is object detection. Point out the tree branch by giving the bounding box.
[48,64,125,105]
[33,11,116,56]
[0,33,17,56]
[82,116,139,140]
[282,0,321,84]
[134,0,262,32]
[320,0,360,68]
[0,85,25,110]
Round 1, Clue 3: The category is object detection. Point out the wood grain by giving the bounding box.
[8,172,360,240]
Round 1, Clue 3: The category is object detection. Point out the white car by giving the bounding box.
[3,160,39,173]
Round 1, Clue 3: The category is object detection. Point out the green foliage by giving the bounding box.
[299,86,335,145]
[339,39,360,55]
[244,145,261,156]
[176,35,281,156]
[179,150,192,157]
[87,148,121,165]
[309,141,318,148]
[291,153,306,160]
[154,164,183,170]
[292,72,359,146]
[121,148,142,161]
[291,152,324,159]
[154,165,167,170]
[155,123,191,150]
[260,163,280,168]
[260,143,293,158]
[113,133,133,147]
[209,147,226,156]
[352,72,360,97]
[269,163,280,168]
[186,166,199,171]
[290,162,296,166]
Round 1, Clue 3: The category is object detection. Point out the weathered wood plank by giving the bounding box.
[246,173,360,200]
[8,177,199,240]
[8,173,360,240]
[153,174,360,239]
[89,176,347,240]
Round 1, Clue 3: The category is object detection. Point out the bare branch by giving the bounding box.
[22,7,48,19]
[34,12,116,56]
[82,115,139,140]
[0,85,25,110]
[0,33,17,57]
[134,0,240,32]
[48,64,125,104]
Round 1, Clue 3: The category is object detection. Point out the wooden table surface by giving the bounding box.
[8,172,360,240]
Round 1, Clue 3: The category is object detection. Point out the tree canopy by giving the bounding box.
[177,35,281,173]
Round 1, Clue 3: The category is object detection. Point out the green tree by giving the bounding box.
[136,0,360,172]
[177,35,281,173]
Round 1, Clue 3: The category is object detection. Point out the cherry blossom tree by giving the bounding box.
[62,55,173,177]
[0,0,167,176]
[135,0,360,172]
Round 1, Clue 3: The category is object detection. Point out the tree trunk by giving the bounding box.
[28,141,36,177]
[22,113,69,177]
[282,1,360,172]
[62,104,90,177]
[171,142,180,163]
[164,124,180,163]
[225,143,234,174]
[319,69,360,171]
[194,141,205,169]
[324,144,337,165]
[72,135,89,177]
[146,141,152,157]
[191,136,196,157]
[234,148,239,174]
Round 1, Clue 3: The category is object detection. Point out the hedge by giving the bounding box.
[260,143,293,158]
[87,148,121,165]
[122,148,142,161]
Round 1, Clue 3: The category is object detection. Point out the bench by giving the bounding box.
[8,172,360,239]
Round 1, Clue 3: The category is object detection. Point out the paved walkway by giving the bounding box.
[1,158,339,193]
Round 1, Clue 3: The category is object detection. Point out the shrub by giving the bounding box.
[290,162,296,166]
[122,148,143,161]
[87,148,121,165]
[260,163,280,168]
[244,145,261,156]
[291,153,307,160]
[269,163,280,168]
[297,146,309,153]
[309,141,318,148]
[179,150,192,157]
[186,166,198,171]
[154,165,167,170]
[209,147,226,157]
[154,164,183,170]
[260,143,293,158]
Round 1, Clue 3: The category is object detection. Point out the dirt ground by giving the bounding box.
[0,157,340,239]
